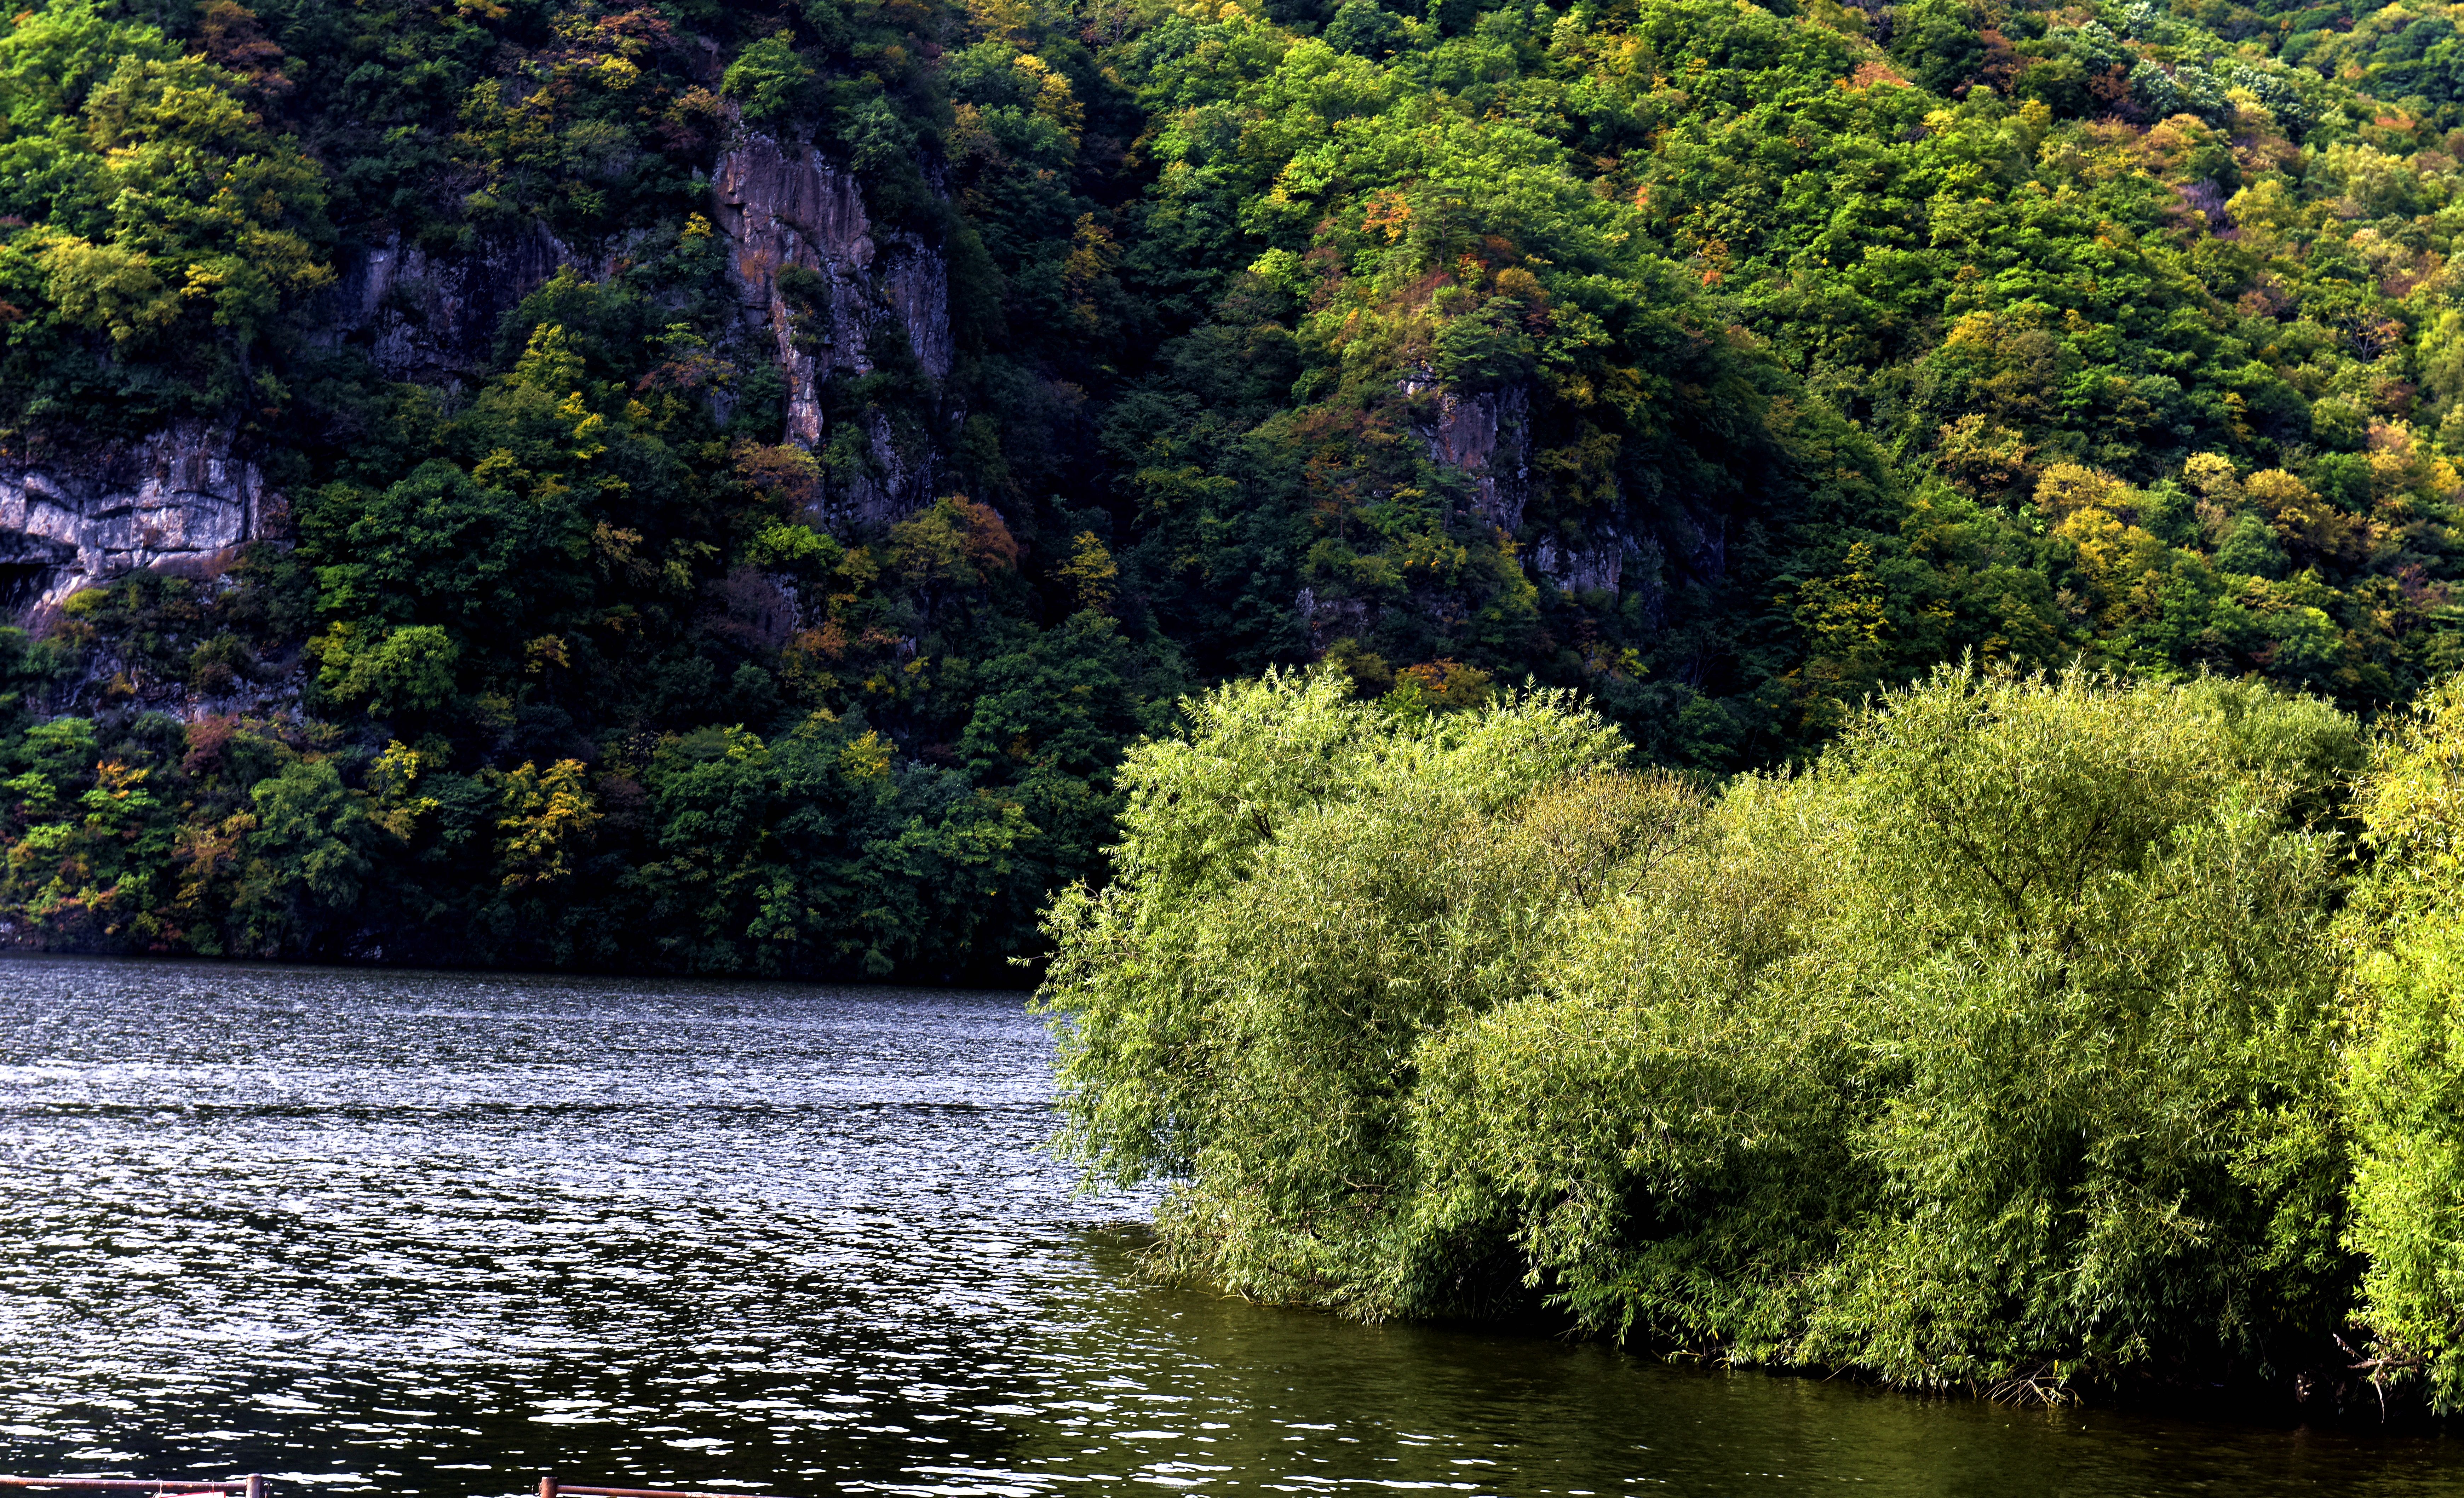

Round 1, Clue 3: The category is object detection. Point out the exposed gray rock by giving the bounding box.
[0,424,285,617]
[326,222,576,383]
[1534,530,1627,598]
[1399,369,1529,533]
[0,530,73,617]
[712,129,952,528]
[1295,584,1371,651]
[703,566,803,652]
[324,130,955,498]
[713,131,872,446]
[1,225,578,624]
[1400,369,1654,604]
[6,129,964,627]
[64,637,309,721]
[882,234,953,385]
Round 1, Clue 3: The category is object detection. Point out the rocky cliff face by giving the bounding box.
[0,127,960,624]
[0,424,283,618]
[1405,373,1528,534]
[0,225,577,625]
[325,222,578,385]
[1403,372,1641,600]
[712,130,954,528]
[1299,373,1647,646]
[1532,529,1630,598]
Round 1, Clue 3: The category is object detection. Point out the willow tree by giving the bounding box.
[2343,678,2464,1410]
[1042,662,2367,1398]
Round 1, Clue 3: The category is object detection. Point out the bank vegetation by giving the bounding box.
[1039,662,2464,1411]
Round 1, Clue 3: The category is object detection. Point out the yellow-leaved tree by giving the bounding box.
[0,0,330,425]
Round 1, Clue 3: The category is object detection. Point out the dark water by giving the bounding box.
[0,958,2460,1497]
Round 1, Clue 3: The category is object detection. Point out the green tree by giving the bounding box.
[0,0,329,430]
[2343,677,2464,1410]
[1044,664,2363,1395]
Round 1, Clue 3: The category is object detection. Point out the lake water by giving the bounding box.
[2,956,2462,1497]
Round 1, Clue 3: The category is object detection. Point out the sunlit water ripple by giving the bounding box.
[3,955,2463,1497]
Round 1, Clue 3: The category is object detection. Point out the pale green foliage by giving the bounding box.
[744,520,837,571]
[720,33,814,126]
[1045,663,2364,1393]
[1408,769,1850,1351]
[67,56,331,338]
[0,0,328,403]
[2342,678,2464,1410]
[1780,670,2354,1389]
[1037,667,1632,1309]
[0,0,172,133]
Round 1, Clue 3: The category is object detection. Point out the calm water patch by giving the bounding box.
[0,955,2458,1497]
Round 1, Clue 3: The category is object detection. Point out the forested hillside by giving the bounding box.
[2,0,2462,971]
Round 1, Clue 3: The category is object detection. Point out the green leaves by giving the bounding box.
[309,621,461,717]
[2339,679,2464,1409]
[31,231,176,343]
[1037,665,1629,1223]
[9,0,2464,1022]
[1045,663,2364,1390]
[627,712,1036,976]
[721,33,816,125]
[0,4,327,428]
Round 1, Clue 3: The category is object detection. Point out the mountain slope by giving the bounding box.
[0,0,2457,970]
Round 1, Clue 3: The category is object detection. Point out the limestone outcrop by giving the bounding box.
[0,425,283,617]
[712,130,954,528]
[0,125,961,624]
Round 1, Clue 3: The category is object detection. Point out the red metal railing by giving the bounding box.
[0,1480,261,1498]
[541,1479,809,1498]
[1,1470,797,1498]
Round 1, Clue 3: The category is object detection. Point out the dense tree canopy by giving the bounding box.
[3,0,2464,974]
[1037,662,2464,1406]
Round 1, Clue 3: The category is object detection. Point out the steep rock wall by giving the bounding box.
[1533,530,1628,597]
[325,222,578,383]
[1405,377,1529,534]
[1,129,961,623]
[1399,373,1683,609]
[713,130,953,529]
[0,425,283,616]
[1403,371,1636,600]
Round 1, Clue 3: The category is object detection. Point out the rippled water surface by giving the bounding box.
[4,956,2464,1497]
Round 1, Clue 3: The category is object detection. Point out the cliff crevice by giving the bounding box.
[713,129,954,529]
